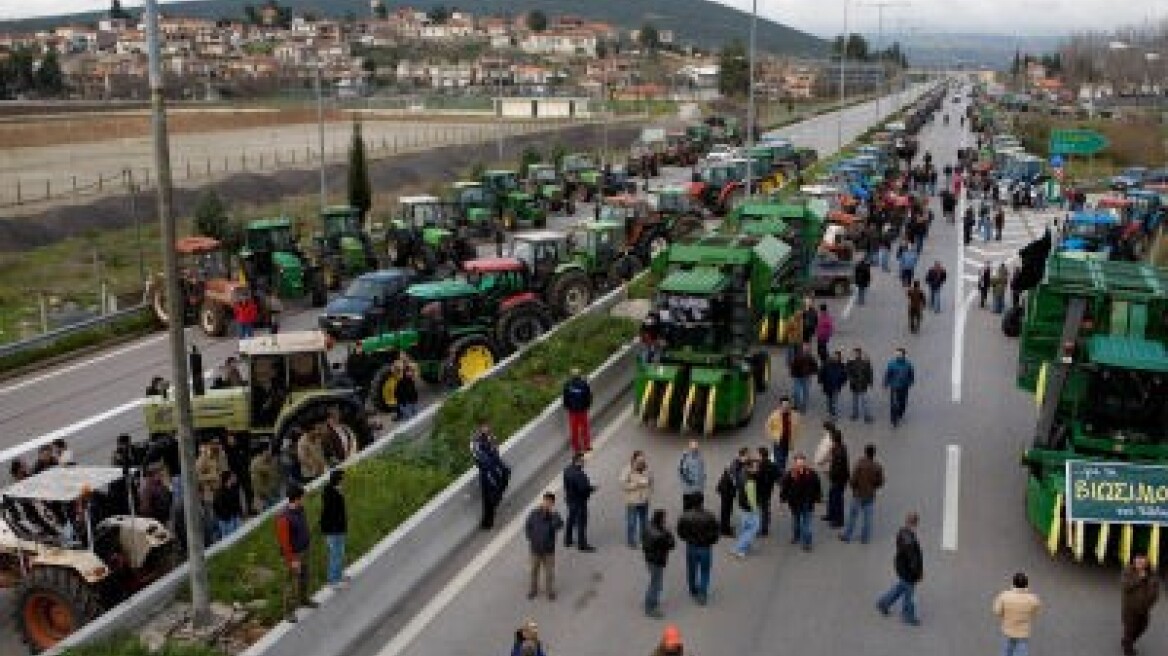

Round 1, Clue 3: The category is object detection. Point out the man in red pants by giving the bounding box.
[562,368,593,454]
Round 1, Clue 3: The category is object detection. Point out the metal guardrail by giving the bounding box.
[0,303,149,362]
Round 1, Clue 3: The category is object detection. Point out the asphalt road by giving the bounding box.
[0,84,926,655]
[348,94,1164,656]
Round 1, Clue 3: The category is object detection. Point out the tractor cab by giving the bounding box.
[240,217,324,305]
[448,181,495,234]
[648,186,696,216]
[316,205,377,287]
[690,159,748,215]
[526,164,570,213]
[482,171,546,230]
[601,164,637,197]
[561,153,602,202]
[240,331,334,428]
[387,196,475,273]
[1060,211,1120,258]
[369,281,491,376]
[483,169,520,195]
[147,236,247,337]
[461,257,531,303]
[511,230,573,281]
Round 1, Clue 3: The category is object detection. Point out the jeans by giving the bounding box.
[826,483,845,525]
[850,390,873,422]
[1002,637,1030,656]
[325,533,346,584]
[928,288,941,313]
[685,545,712,600]
[735,511,760,555]
[899,267,913,288]
[824,390,840,417]
[565,501,589,547]
[993,293,1006,314]
[645,563,664,612]
[878,578,918,623]
[909,310,922,334]
[889,387,910,424]
[216,517,240,539]
[239,323,255,339]
[626,503,649,547]
[773,443,789,475]
[841,497,874,543]
[857,285,867,305]
[791,506,813,547]
[878,247,890,271]
[792,377,810,413]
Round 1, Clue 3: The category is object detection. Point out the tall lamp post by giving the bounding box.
[837,0,850,152]
[315,60,327,213]
[144,0,211,626]
[745,0,758,199]
[859,1,909,120]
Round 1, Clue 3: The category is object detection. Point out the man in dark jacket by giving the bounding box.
[823,429,849,528]
[562,452,596,552]
[320,469,348,585]
[789,343,819,413]
[924,261,947,314]
[471,423,510,530]
[715,449,749,537]
[562,368,593,454]
[754,447,779,537]
[877,512,923,625]
[138,464,172,526]
[779,454,822,551]
[525,492,564,601]
[846,347,874,423]
[840,444,884,544]
[883,348,916,427]
[1121,553,1160,655]
[676,493,719,605]
[396,365,420,420]
[854,258,872,305]
[800,297,818,345]
[642,509,676,618]
[818,350,848,419]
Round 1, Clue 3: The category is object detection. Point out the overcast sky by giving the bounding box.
[0,0,1164,36]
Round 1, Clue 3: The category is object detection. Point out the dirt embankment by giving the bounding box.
[0,122,641,253]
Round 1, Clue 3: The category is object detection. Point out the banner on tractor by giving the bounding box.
[1066,460,1168,525]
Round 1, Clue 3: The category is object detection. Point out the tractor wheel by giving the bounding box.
[150,283,171,326]
[370,362,404,414]
[682,385,711,436]
[750,352,771,393]
[447,336,497,387]
[496,303,553,354]
[199,301,228,337]
[16,566,105,653]
[549,270,592,317]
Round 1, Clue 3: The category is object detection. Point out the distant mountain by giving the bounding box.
[0,0,829,58]
[870,32,1065,70]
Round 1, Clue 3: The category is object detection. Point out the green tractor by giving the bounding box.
[384,195,476,275]
[481,169,547,231]
[561,153,603,203]
[346,276,552,412]
[143,330,372,452]
[635,234,789,436]
[1018,257,1168,566]
[448,181,500,237]
[315,205,379,290]
[525,164,574,214]
[240,217,327,307]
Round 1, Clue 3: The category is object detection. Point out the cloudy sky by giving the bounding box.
[0,0,1164,36]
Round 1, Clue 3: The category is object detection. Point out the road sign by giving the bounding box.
[1066,460,1168,525]
[1050,154,1065,167]
[1049,129,1109,156]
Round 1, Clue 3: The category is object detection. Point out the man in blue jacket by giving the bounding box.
[562,368,593,454]
[562,452,596,552]
[883,348,916,428]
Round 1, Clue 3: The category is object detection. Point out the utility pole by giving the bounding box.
[144,0,211,627]
[859,1,909,120]
[316,61,327,213]
[496,68,504,162]
[837,0,849,152]
[746,0,758,199]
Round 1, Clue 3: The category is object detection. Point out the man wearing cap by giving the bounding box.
[562,368,593,454]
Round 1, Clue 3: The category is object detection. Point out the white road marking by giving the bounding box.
[0,333,166,396]
[950,290,977,404]
[961,274,978,283]
[841,289,858,320]
[942,444,961,552]
[374,406,634,656]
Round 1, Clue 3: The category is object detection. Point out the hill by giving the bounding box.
[877,32,1064,70]
[0,0,828,58]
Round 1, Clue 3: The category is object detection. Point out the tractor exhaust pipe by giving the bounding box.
[189,344,204,396]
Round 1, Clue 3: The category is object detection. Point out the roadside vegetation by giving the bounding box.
[1013,113,1167,183]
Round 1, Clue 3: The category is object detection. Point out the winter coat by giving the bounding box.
[196,450,227,503]
[993,587,1042,639]
[850,456,885,501]
[621,464,653,506]
[827,443,850,487]
[525,508,563,555]
[818,359,848,395]
[1121,565,1161,616]
[925,266,947,290]
[138,477,172,524]
[470,433,510,495]
[898,247,919,272]
[883,357,915,391]
[815,312,834,343]
[249,452,278,508]
[754,459,779,503]
[212,482,242,522]
[678,451,706,497]
[677,506,720,548]
[894,526,924,583]
[275,504,310,564]
[800,307,818,341]
[563,463,595,506]
[296,433,328,481]
[854,260,872,288]
[715,466,738,499]
[642,523,676,566]
[789,351,819,379]
[766,408,802,448]
[907,287,927,313]
[846,356,874,393]
[562,376,593,412]
[779,468,822,510]
[320,481,347,535]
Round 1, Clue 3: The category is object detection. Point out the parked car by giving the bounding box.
[318,268,418,340]
[1110,166,1149,191]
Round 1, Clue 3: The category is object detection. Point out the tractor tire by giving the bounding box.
[496,303,553,354]
[447,336,497,387]
[199,301,228,338]
[549,270,593,317]
[16,566,105,653]
[750,352,771,393]
[370,361,404,414]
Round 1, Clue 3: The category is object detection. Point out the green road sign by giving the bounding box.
[1066,460,1168,525]
[1049,129,1109,156]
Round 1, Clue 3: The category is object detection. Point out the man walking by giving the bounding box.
[788,344,818,413]
[840,444,884,544]
[562,452,596,552]
[276,485,317,623]
[821,428,849,529]
[854,257,872,305]
[779,454,822,551]
[818,350,848,419]
[621,451,654,548]
[642,509,676,618]
[897,239,919,288]
[471,423,510,530]
[562,368,593,454]
[883,348,916,427]
[907,280,927,334]
[1121,553,1160,655]
[978,262,992,309]
[320,469,348,586]
[814,304,834,363]
[755,447,778,537]
[993,572,1042,656]
[678,440,706,509]
[765,397,801,473]
[877,512,923,625]
[924,261,947,314]
[846,348,874,423]
[991,263,1009,314]
[715,451,747,538]
[731,458,761,558]
[525,492,564,601]
[676,493,719,605]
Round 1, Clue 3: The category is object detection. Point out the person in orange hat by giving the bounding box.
[653,624,684,656]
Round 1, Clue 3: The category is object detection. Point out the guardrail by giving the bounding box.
[0,303,149,362]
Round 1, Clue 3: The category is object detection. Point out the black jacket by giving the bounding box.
[396,374,419,406]
[854,260,872,288]
[562,464,595,506]
[779,468,822,510]
[894,527,924,583]
[642,523,676,566]
[320,482,347,535]
[212,483,242,522]
[828,443,850,487]
[525,508,563,555]
[754,460,779,502]
[562,376,592,412]
[846,356,874,392]
[676,507,720,547]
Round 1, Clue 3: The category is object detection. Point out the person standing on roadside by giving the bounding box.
[138,464,172,526]
[883,348,916,427]
[731,458,761,558]
[276,485,317,623]
[562,452,596,552]
[846,347,875,423]
[818,350,848,419]
[642,509,676,618]
[250,448,279,512]
[765,396,801,473]
[1121,553,1160,656]
[715,452,745,538]
[994,207,1006,241]
[779,453,822,551]
[320,469,349,586]
[562,368,593,454]
[621,451,654,548]
[677,492,719,605]
[754,447,779,537]
[471,423,510,530]
[839,444,884,544]
[993,572,1042,656]
[897,239,920,288]
[524,492,564,601]
[877,512,923,626]
[963,206,976,245]
[212,470,243,540]
[788,344,819,414]
[924,261,947,314]
[854,257,872,305]
[678,440,706,509]
[234,292,258,339]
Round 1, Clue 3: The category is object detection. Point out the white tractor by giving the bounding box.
[1,467,175,652]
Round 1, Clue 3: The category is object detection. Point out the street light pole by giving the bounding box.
[837,0,849,152]
[746,0,758,198]
[860,1,909,120]
[144,0,211,627]
[316,61,327,213]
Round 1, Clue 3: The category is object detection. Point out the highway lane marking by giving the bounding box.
[950,290,977,404]
[942,444,961,552]
[841,288,857,320]
[0,332,167,397]
[374,405,634,656]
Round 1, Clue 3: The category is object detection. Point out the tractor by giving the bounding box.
[481,170,548,231]
[634,235,790,436]
[561,153,603,203]
[2,467,176,652]
[143,330,372,454]
[663,130,698,166]
[146,236,251,337]
[689,158,749,216]
[600,164,639,197]
[599,193,704,264]
[313,205,379,290]
[385,195,477,275]
[524,164,574,214]
[626,135,663,179]
[346,277,552,412]
[239,217,327,308]
[447,181,499,237]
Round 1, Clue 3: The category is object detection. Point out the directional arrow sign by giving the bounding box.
[1049,129,1109,156]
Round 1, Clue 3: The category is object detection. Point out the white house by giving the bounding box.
[519,30,597,58]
